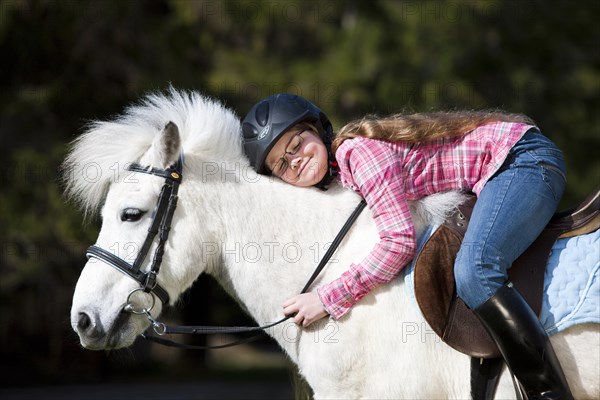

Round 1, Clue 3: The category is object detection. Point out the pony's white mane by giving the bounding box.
[62,88,243,216]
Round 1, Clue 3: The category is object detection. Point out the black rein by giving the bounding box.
[143,197,367,350]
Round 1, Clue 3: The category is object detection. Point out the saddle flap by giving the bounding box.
[414,224,501,359]
[413,186,600,359]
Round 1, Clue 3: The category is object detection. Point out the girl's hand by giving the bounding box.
[283,292,328,327]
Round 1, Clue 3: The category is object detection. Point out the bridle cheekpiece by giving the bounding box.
[86,153,184,306]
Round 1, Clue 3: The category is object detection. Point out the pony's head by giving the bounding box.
[64,89,243,349]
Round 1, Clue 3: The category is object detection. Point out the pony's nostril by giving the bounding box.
[77,311,104,339]
[78,312,91,332]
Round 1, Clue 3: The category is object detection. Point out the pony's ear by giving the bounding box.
[149,122,181,168]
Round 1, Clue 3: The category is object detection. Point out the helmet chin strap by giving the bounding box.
[314,153,339,191]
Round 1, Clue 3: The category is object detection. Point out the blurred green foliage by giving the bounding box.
[0,0,598,388]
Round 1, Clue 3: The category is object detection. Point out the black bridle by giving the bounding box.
[84,150,366,349]
[86,154,184,306]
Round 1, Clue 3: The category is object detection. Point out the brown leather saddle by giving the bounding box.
[414,186,600,359]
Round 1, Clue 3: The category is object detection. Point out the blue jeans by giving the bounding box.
[454,129,567,309]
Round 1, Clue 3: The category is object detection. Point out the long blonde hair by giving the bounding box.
[332,110,534,154]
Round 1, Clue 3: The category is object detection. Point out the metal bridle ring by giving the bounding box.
[124,288,156,315]
[152,321,167,336]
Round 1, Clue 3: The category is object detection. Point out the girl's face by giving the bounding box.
[265,125,329,187]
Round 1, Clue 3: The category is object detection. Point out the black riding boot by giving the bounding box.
[474,283,573,400]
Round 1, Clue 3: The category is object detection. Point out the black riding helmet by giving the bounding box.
[242,93,338,189]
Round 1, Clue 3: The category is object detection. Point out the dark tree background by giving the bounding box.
[1,0,598,396]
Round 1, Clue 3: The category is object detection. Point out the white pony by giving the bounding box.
[66,89,599,399]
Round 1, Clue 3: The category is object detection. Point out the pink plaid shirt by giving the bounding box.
[317,122,534,319]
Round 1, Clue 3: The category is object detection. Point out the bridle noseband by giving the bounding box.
[86,154,184,306]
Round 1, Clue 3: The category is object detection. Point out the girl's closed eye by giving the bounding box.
[272,132,304,177]
[289,135,302,153]
[274,158,288,176]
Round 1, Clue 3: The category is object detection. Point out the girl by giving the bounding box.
[242,93,572,398]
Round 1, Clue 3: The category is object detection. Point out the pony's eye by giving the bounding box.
[120,208,146,222]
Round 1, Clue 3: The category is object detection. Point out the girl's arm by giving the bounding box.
[317,138,417,319]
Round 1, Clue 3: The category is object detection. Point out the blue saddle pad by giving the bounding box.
[404,226,600,335]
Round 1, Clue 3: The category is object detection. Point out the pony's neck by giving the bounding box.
[200,175,362,325]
